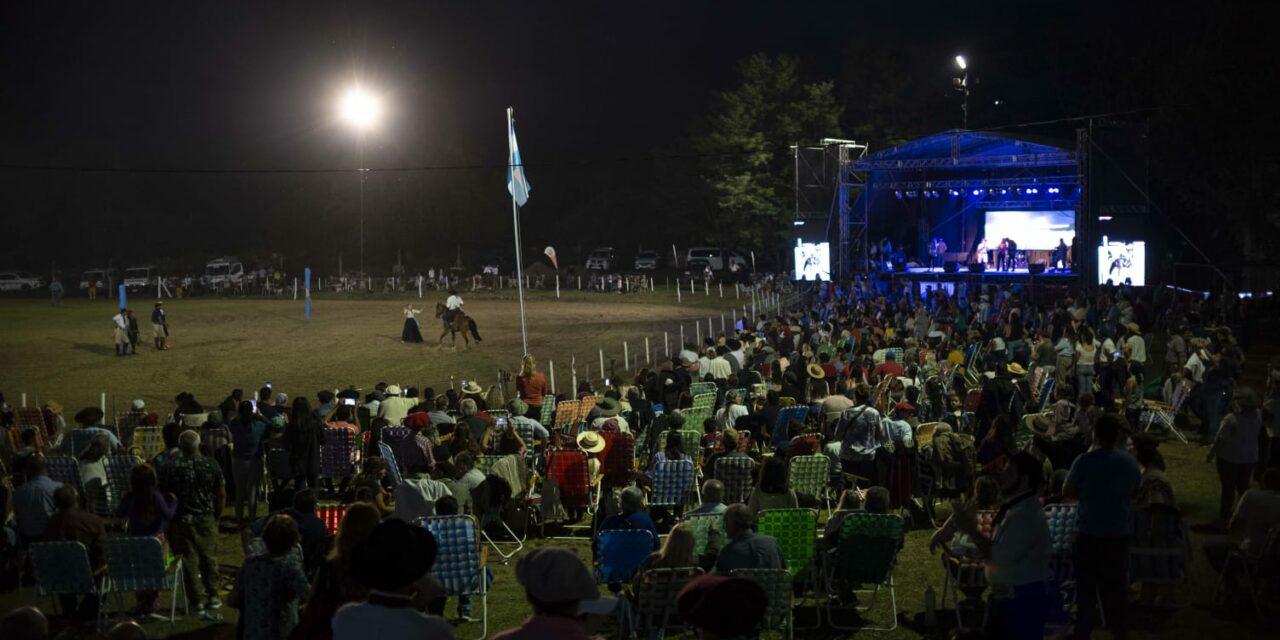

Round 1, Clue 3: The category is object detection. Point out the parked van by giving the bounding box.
[684,247,747,272]
[122,265,158,291]
[204,256,245,287]
[585,247,616,271]
[79,268,113,291]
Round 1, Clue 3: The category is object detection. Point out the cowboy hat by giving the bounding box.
[576,430,606,453]
[1007,363,1028,376]
[351,520,438,591]
[595,397,621,417]
[1125,322,1141,333]
[385,384,403,397]
[461,381,483,395]
[806,364,825,380]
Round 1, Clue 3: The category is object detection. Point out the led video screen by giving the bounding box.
[794,241,830,281]
[1097,239,1146,286]
[983,210,1075,251]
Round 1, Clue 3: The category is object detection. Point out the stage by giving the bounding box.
[876,265,1079,296]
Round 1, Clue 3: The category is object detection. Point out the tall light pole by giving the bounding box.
[953,55,969,129]
[338,86,382,278]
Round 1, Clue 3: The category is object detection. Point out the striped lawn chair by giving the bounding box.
[600,430,636,488]
[595,529,656,584]
[486,410,510,424]
[732,568,794,639]
[418,515,490,637]
[774,406,810,438]
[690,382,717,397]
[692,393,717,411]
[713,456,758,505]
[636,567,704,639]
[45,455,82,491]
[475,454,503,476]
[319,426,359,479]
[779,396,797,408]
[787,454,832,512]
[317,504,347,536]
[545,449,592,509]
[376,441,403,485]
[650,459,696,508]
[825,512,904,631]
[113,413,142,448]
[15,407,48,432]
[104,454,141,515]
[757,508,818,581]
[538,399,556,427]
[31,541,105,629]
[103,536,187,623]
[132,426,165,460]
[62,429,100,457]
[553,399,583,428]
[681,512,725,556]
[657,429,703,467]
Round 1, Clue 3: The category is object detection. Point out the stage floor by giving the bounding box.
[904,266,1075,277]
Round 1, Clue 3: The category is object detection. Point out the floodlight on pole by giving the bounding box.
[337,85,383,279]
[952,55,970,129]
[955,55,967,71]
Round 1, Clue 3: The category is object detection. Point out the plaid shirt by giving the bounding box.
[158,452,223,518]
[320,425,359,478]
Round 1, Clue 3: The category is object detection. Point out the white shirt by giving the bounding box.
[333,599,455,640]
[716,404,749,428]
[112,313,127,330]
[706,357,733,380]
[391,477,452,522]
[1185,351,1207,383]
[1075,341,1097,366]
[445,295,463,310]
[378,396,417,425]
[1124,335,1147,363]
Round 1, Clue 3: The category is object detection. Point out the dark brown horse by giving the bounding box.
[435,302,483,347]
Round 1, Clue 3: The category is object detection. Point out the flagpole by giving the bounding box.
[508,107,529,355]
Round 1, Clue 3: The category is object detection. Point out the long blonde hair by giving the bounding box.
[518,354,537,378]
[654,522,696,568]
[328,502,380,563]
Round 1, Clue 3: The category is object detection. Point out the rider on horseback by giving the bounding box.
[444,288,464,324]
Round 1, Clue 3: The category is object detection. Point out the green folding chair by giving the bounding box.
[732,568,794,640]
[824,512,904,631]
[756,508,818,582]
[787,454,832,513]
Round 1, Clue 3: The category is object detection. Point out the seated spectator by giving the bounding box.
[392,464,452,522]
[591,397,629,433]
[43,486,106,621]
[395,415,437,474]
[686,479,727,516]
[279,489,328,573]
[598,487,659,550]
[709,503,784,574]
[928,476,1002,557]
[676,575,767,640]
[495,548,616,640]
[648,430,691,476]
[347,457,394,517]
[458,399,490,443]
[506,399,549,443]
[746,455,798,513]
[634,522,699,587]
[487,430,529,497]
[332,519,454,640]
[13,454,61,545]
[427,396,455,436]
[60,407,122,454]
[1204,468,1280,595]
[230,514,310,640]
[1135,447,1176,508]
[714,390,748,429]
[705,428,751,472]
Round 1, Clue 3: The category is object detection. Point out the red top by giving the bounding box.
[516,372,549,407]
[871,360,905,380]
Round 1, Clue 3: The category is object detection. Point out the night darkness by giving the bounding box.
[2,1,1276,275]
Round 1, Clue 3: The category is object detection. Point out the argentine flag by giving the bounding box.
[507,107,531,207]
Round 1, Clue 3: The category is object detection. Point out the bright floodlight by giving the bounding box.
[339,87,381,130]
[955,55,967,70]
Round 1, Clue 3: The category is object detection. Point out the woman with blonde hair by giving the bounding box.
[515,354,549,419]
[633,522,699,590]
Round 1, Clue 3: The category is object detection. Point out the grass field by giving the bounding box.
[0,288,748,413]
[0,292,1270,639]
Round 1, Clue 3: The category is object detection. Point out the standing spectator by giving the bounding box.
[158,430,225,618]
[151,302,169,350]
[229,514,310,640]
[494,548,615,640]
[229,401,268,525]
[125,309,140,355]
[49,279,63,306]
[1064,414,1141,640]
[515,355,549,419]
[12,454,61,544]
[116,464,178,617]
[112,308,129,356]
[1208,387,1263,522]
[43,486,106,621]
[835,384,886,486]
[286,398,323,490]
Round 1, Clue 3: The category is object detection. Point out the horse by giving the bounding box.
[435,302,483,348]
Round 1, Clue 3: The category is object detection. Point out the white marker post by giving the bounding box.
[664,331,670,358]
[548,360,556,394]
[679,326,684,349]
[623,341,630,370]
[708,317,713,338]
[704,280,709,296]
[718,282,723,298]
[721,313,726,333]
[293,278,298,300]
[100,392,106,415]
[696,322,701,345]
[418,276,423,299]
[598,349,605,383]
[555,275,560,299]
[645,336,651,364]
[21,393,27,407]
[677,284,682,303]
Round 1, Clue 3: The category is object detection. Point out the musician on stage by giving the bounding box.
[996,238,1010,271]
[974,237,990,266]
[1051,238,1069,271]
[1005,237,1019,270]
[929,237,947,270]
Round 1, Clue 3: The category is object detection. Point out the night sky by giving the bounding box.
[1,1,1270,275]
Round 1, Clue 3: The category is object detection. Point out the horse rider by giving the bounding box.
[444,288,464,323]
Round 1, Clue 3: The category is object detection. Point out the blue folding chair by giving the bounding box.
[418,515,489,639]
[651,459,696,508]
[104,536,187,624]
[595,529,656,585]
[774,407,810,440]
[377,440,403,485]
[30,541,104,628]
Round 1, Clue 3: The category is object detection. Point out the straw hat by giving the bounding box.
[461,381,483,395]
[806,364,825,380]
[576,430,606,453]
[1007,363,1028,376]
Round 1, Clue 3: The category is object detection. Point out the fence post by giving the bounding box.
[549,360,556,394]
[21,392,26,407]
[100,392,106,415]
[718,282,723,298]
[677,284,682,303]
[690,279,695,295]
[649,277,654,293]
[695,322,701,345]
[721,313,726,334]
[679,326,684,350]
[704,280,709,296]
[708,317,713,338]
[418,276,423,298]
[572,357,578,393]
[664,331,670,358]
[598,349,605,383]
[735,283,740,299]
[555,275,560,298]
[293,278,298,300]
[645,336,651,364]
[623,341,630,370]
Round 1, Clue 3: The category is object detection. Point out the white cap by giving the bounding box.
[132,399,145,410]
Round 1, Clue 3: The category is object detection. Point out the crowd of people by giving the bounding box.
[1,276,1277,639]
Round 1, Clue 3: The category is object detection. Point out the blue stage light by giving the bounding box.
[972,189,982,196]
[950,189,960,196]
[895,190,902,199]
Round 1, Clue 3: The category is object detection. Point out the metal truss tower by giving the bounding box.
[793,138,868,282]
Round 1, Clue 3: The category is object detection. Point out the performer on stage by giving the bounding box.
[974,237,990,266]
[1005,237,1019,271]
[996,238,1010,271]
[929,237,947,269]
[402,303,424,342]
[1052,238,1069,271]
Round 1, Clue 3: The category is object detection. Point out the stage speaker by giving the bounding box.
[967,262,985,273]
[892,258,906,272]
[1028,264,1046,275]
[943,261,959,273]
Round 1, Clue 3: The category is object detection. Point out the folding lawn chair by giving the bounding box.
[650,459,696,508]
[595,529,656,585]
[132,426,165,460]
[103,454,141,515]
[823,512,904,631]
[713,456,757,505]
[938,510,995,632]
[692,393,717,411]
[103,536,187,624]
[732,568,795,640]
[30,541,105,629]
[690,382,717,397]
[45,454,82,491]
[545,449,593,511]
[539,398,557,427]
[681,512,724,557]
[376,441,404,485]
[418,515,489,639]
[787,454,832,512]
[319,426,359,479]
[318,504,348,535]
[757,508,818,585]
[635,567,704,640]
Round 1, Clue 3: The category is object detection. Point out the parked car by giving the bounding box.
[585,247,616,271]
[685,247,748,272]
[633,250,662,271]
[79,268,114,291]
[122,265,158,291]
[0,271,45,291]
